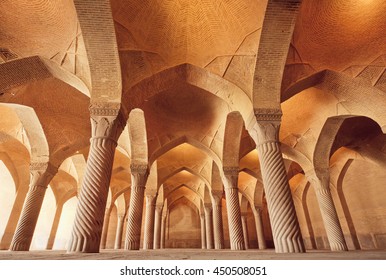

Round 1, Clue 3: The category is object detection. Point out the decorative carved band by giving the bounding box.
[254,108,282,122]
[130,163,149,175]
[223,166,239,176]
[89,102,121,116]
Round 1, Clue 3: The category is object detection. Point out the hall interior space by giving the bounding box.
[1,0,386,260]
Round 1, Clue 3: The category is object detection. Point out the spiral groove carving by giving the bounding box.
[10,185,47,251]
[253,208,267,249]
[212,201,224,249]
[143,196,156,249]
[241,215,249,249]
[153,206,162,249]
[125,185,146,250]
[200,215,206,249]
[257,141,305,253]
[68,137,116,253]
[224,187,245,250]
[204,207,214,249]
[114,215,125,249]
[315,188,348,251]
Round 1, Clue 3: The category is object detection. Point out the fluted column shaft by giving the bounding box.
[241,214,249,249]
[211,194,224,249]
[0,183,28,250]
[153,205,163,249]
[114,214,125,249]
[200,213,206,249]
[204,205,214,249]
[223,168,245,250]
[10,163,57,251]
[68,105,124,253]
[254,110,305,253]
[160,215,166,249]
[125,164,149,250]
[46,204,64,250]
[143,194,156,249]
[253,207,267,249]
[100,208,112,249]
[310,171,348,251]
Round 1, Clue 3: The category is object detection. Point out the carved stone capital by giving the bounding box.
[130,164,149,189]
[307,168,330,191]
[29,162,58,187]
[211,191,223,205]
[89,102,125,142]
[155,205,163,213]
[254,108,282,122]
[223,166,239,189]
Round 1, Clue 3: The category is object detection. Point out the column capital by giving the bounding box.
[30,162,58,188]
[306,168,330,191]
[145,194,156,204]
[89,102,125,142]
[155,204,163,213]
[211,191,223,205]
[223,166,239,189]
[130,164,149,189]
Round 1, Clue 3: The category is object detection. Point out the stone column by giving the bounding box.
[223,167,245,250]
[252,207,267,249]
[204,204,214,249]
[114,214,125,249]
[160,214,167,249]
[200,213,206,249]
[0,182,28,250]
[241,214,249,249]
[10,162,58,251]
[68,103,124,253]
[143,194,156,249]
[254,109,305,253]
[46,204,64,250]
[153,205,163,249]
[309,170,348,251]
[100,208,112,249]
[211,192,224,249]
[124,164,149,250]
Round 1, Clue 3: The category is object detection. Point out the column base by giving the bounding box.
[330,241,348,251]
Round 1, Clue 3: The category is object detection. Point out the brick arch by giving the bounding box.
[253,0,302,109]
[73,0,121,102]
[123,63,254,128]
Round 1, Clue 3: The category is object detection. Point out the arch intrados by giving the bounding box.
[164,183,204,202]
[149,136,221,168]
[168,195,200,214]
[159,166,209,189]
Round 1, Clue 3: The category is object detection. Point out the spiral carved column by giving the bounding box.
[241,214,249,249]
[124,164,149,250]
[68,104,124,253]
[223,167,245,250]
[10,162,58,251]
[143,194,156,249]
[114,214,125,249]
[253,207,267,249]
[153,205,163,249]
[200,213,206,249]
[160,214,167,249]
[309,171,348,251]
[100,208,112,249]
[46,204,63,250]
[211,193,224,249]
[254,109,304,253]
[204,205,214,249]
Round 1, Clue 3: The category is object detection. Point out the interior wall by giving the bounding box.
[106,206,118,249]
[342,160,386,249]
[166,202,200,248]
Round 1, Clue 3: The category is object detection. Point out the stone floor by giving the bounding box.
[1,249,386,260]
